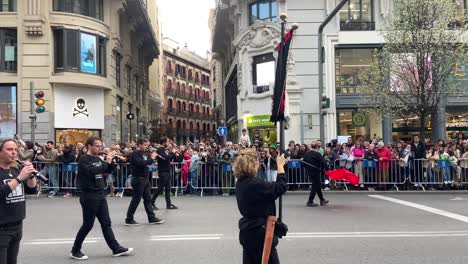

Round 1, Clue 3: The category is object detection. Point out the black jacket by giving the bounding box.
[412,143,426,159]
[156,147,175,173]
[77,154,113,193]
[0,167,26,225]
[129,150,153,177]
[303,150,327,176]
[236,173,287,231]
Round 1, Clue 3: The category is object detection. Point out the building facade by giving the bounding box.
[211,0,468,145]
[161,41,216,145]
[0,0,160,145]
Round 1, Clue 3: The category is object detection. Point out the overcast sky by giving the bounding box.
[158,0,216,57]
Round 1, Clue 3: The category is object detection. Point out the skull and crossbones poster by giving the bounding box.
[73,98,89,117]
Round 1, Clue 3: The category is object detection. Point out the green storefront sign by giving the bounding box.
[352,112,367,127]
[246,115,276,128]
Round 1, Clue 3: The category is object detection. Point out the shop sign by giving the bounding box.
[352,112,367,127]
[246,115,276,128]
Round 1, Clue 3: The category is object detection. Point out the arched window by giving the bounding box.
[167,80,172,89]
[196,105,200,113]
[189,103,194,112]
[182,120,186,129]
[196,122,200,131]
[168,119,173,128]
[182,84,186,93]
[182,102,186,111]
[167,99,173,109]
[177,83,181,92]
[212,124,216,131]
[189,86,193,95]
[202,106,206,115]
[202,123,206,131]
[190,121,194,130]
[177,101,181,112]
[176,120,181,128]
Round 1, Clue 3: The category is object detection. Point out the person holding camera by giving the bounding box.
[125,138,163,226]
[0,139,37,264]
[70,137,132,260]
[234,148,287,264]
[151,137,178,210]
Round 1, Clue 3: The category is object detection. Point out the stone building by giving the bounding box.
[0,0,160,145]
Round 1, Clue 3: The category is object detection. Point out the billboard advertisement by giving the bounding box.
[0,85,17,139]
[80,32,97,74]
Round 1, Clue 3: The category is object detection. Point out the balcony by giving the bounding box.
[194,112,203,119]
[176,72,187,80]
[167,108,176,115]
[201,81,210,87]
[188,94,195,101]
[166,88,176,96]
[177,111,189,117]
[340,21,375,31]
[202,97,211,104]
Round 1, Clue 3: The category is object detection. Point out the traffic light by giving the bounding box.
[35,91,45,113]
[321,95,330,109]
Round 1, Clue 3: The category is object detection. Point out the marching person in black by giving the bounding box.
[0,139,37,264]
[70,137,132,260]
[235,148,287,264]
[151,137,179,210]
[303,142,329,207]
[125,138,164,226]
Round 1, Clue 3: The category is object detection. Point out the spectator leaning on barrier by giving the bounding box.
[375,142,391,190]
[36,141,59,197]
[352,142,365,188]
[59,145,76,198]
[411,135,426,182]
[364,144,379,191]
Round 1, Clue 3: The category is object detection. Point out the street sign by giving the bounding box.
[218,127,227,136]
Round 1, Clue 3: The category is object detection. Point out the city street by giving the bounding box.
[19,193,468,264]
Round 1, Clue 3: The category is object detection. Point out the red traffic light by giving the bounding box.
[35,91,45,98]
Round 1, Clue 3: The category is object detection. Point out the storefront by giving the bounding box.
[245,115,277,145]
[336,110,382,141]
[54,85,104,145]
[0,84,16,139]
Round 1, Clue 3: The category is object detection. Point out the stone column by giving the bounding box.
[285,52,303,144]
[431,100,447,142]
[382,112,393,144]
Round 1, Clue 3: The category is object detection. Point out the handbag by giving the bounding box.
[274,221,288,238]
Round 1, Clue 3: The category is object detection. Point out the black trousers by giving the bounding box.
[0,222,22,264]
[126,176,156,221]
[151,171,172,206]
[308,173,324,203]
[239,227,279,264]
[72,193,120,253]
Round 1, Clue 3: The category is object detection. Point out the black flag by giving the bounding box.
[270,29,294,124]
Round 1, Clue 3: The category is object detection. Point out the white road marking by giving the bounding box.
[150,234,224,238]
[24,241,97,245]
[150,237,222,241]
[370,194,468,223]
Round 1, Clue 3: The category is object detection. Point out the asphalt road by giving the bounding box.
[18,192,468,264]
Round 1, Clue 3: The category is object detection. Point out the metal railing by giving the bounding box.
[30,157,468,195]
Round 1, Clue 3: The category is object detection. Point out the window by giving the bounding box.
[451,0,468,27]
[126,66,131,95]
[335,48,376,94]
[53,0,103,20]
[1,0,16,11]
[114,51,121,88]
[54,29,106,76]
[249,0,277,25]
[0,29,17,72]
[213,66,216,81]
[116,96,123,142]
[0,85,16,137]
[135,75,140,102]
[340,0,375,31]
[252,53,275,94]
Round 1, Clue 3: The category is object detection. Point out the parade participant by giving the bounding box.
[125,138,164,226]
[151,137,179,210]
[70,137,132,260]
[234,148,287,264]
[0,139,37,264]
[303,142,329,207]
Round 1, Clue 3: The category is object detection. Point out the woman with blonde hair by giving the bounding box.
[234,148,287,264]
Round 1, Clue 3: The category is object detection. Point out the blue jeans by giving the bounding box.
[40,166,58,192]
[267,170,277,182]
[190,171,198,193]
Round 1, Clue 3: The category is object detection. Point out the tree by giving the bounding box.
[360,0,468,139]
[148,118,176,143]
